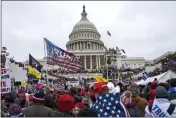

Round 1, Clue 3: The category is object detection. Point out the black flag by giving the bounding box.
[29,54,43,72]
[121,49,126,53]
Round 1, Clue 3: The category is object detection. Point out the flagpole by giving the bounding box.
[43,38,48,86]
[106,34,108,81]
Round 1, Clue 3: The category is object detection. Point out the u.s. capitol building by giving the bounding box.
[65,5,147,70]
[25,5,148,70]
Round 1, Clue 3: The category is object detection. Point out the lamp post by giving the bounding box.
[106,31,112,80]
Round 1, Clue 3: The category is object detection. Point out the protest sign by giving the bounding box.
[1,68,12,94]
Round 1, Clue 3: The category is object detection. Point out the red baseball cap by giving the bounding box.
[93,82,108,94]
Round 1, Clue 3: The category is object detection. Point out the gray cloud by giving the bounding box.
[2,1,176,62]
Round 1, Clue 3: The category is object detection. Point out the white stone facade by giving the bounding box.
[66,5,106,70]
[121,57,146,69]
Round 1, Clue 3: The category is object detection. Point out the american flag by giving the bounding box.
[91,92,130,117]
[44,38,82,72]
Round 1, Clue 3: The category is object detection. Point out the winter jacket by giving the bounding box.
[143,87,150,101]
[126,103,141,117]
[7,90,21,105]
[132,96,148,117]
[168,88,176,105]
[72,94,82,104]
[53,110,73,117]
[145,98,176,117]
[150,89,156,100]
[23,103,53,117]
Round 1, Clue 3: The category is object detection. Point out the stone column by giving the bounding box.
[96,56,98,69]
[73,43,75,50]
[84,56,87,69]
[85,41,87,50]
[98,56,100,68]
[90,55,92,69]
[79,42,80,50]
[80,42,82,50]
[83,42,85,50]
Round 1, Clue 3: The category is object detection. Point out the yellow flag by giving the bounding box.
[28,66,41,79]
[93,74,108,83]
[21,81,27,87]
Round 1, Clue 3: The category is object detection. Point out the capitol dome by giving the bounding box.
[66,5,104,51]
[66,5,105,70]
[72,20,97,32]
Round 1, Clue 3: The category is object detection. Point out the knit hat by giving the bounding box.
[8,103,22,116]
[121,91,132,106]
[75,102,85,110]
[130,86,138,97]
[107,82,115,93]
[80,91,87,97]
[32,92,45,103]
[93,82,108,94]
[58,94,74,112]
[82,97,89,105]
[156,86,168,98]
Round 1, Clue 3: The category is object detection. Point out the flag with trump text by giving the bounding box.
[44,38,82,72]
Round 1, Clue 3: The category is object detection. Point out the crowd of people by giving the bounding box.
[1,47,176,117]
[1,77,176,117]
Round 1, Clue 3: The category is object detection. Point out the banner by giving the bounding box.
[1,68,12,94]
[44,38,82,72]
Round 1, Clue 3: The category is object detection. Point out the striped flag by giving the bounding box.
[44,38,82,72]
[107,31,111,36]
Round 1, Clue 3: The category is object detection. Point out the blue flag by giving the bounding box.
[142,72,149,81]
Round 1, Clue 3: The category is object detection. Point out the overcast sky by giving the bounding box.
[2,1,176,62]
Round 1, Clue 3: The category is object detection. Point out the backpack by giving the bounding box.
[149,103,176,116]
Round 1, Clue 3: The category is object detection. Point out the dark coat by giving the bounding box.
[7,91,21,105]
[53,110,73,117]
[126,103,141,117]
[168,92,176,105]
[22,103,53,117]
